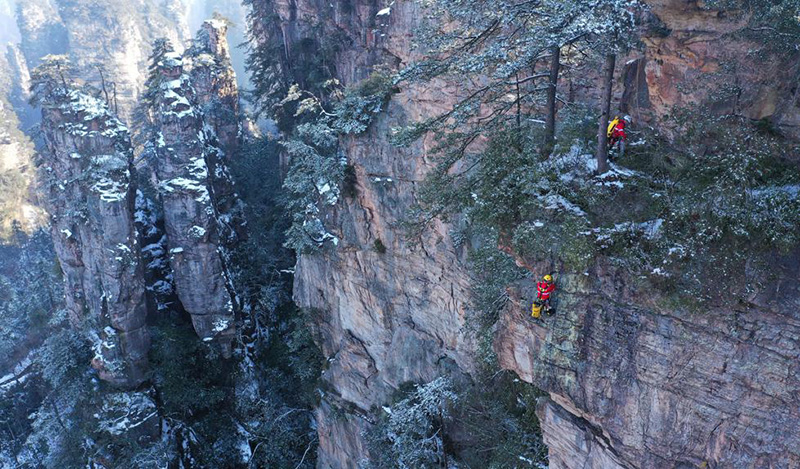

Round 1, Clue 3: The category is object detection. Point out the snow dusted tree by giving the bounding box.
[394,0,644,228]
[29,55,73,106]
[279,72,395,253]
[365,377,457,469]
[590,0,641,174]
[133,38,176,148]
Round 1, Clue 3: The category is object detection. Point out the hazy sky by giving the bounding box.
[0,0,20,45]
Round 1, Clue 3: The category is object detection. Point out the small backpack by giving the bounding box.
[607,116,620,137]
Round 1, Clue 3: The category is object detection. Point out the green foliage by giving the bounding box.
[452,372,547,468]
[365,377,457,469]
[38,329,91,390]
[133,38,175,147]
[282,121,344,253]
[392,0,644,171]
[638,112,800,301]
[228,137,294,316]
[226,136,323,467]
[20,328,93,468]
[0,231,64,367]
[244,0,348,120]
[331,70,395,134]
[281,72,395,253]
[234,391,316,468]
[149,322,228,419]
[231,308,321,469]
[29,55,73,106]
[466,229,528,368]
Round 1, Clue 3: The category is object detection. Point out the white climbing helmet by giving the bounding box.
[623,115,632,124]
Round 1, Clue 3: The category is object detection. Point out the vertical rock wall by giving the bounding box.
[251,0,800,467]
[0,47,43,238]
[494,258,800,468]
[39,90,148,387]
[149,50,237,354]
[263,1,476,466]
[187,19,247,243]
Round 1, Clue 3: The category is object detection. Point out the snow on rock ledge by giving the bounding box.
[39,89,148,387]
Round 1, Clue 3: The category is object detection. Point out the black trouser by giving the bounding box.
[608,138,625,160]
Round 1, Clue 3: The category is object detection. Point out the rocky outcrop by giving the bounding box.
[0,48,44,239]
[255,1,800,467]
[15,0,189,120]
[495,258,800,468]
[186,19,247,243]
[15,0,69,68]
[269,1,475,466]
[188,19,242,158]
[38,89,148,387]
[636,0,800,134]
[149,49,236,355]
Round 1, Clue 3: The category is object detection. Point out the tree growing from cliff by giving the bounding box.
[279,72,395,253]
[29,55,74,106]
[133,38,176,147]
[365,377,457,469]
[592,1,640,174]
[394,0,645,230]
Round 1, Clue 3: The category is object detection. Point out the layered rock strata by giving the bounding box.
[258,0,800,467]
[39,89,148,387]
[495,260,800,468]
[265,1,475,466]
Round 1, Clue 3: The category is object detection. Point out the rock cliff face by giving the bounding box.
[495,255,800,468]
[187,19,247,243]
[38,89,148,387]
[0,48,43,239]
[188,19,242,158]
[632,0,800,135]
[149,48,237,354]
[255,1,800,467]
[266,1,475,466]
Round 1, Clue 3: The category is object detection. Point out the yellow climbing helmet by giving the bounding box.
[543,274,553,282]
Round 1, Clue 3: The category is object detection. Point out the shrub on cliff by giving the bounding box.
[280,72,396,253]
[364,377,457,469]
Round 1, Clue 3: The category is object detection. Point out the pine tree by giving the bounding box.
[133,38,176,147]
[394,0,644,222]
[29,55,73,106]
[588,0,640,174]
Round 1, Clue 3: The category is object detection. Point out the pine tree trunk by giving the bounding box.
[596,52,616,174]
[544,45,561,151]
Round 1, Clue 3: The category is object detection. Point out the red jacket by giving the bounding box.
[611,120,626,140]
[537,281,555,300]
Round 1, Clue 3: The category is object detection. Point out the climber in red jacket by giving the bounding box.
[607,115,630,161]
[536,274,556,315]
